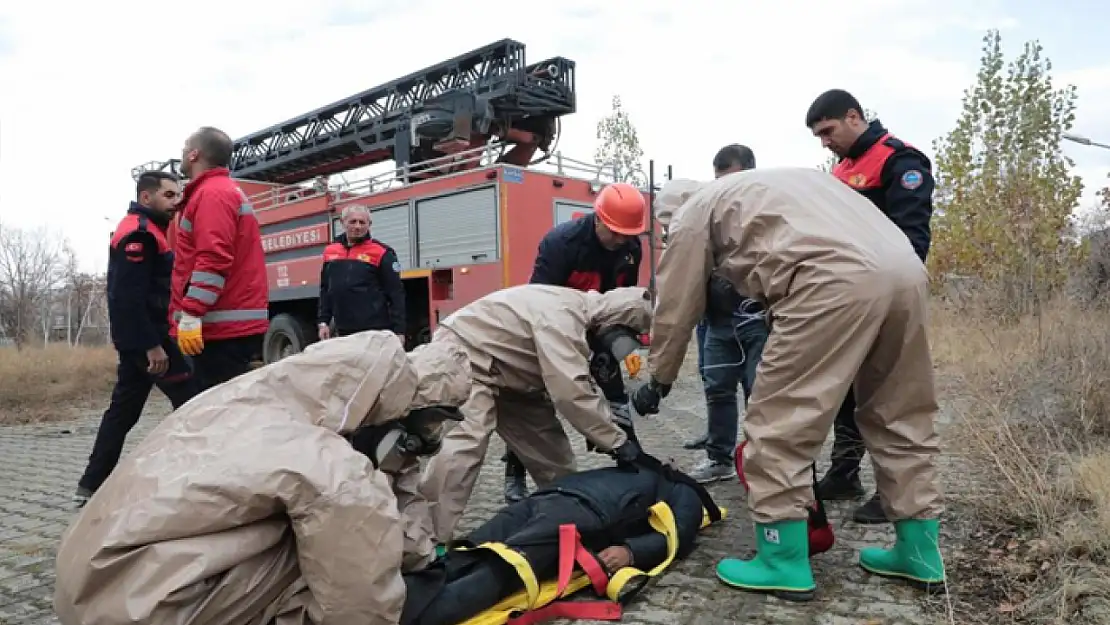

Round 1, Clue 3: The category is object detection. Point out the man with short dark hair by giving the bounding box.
[711,144,756,174]
[805,89,934,524]
[74,171,201,507]
[172,126,269,391]
[665,145,769,484]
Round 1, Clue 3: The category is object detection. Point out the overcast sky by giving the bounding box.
[2,0,1109,273]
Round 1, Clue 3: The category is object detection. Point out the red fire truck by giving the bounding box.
[132,39,670,363]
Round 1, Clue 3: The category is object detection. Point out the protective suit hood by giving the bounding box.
[407,340,472,410]
[281,332,470,433]
[585,286,652,332]
[655,178,706,227]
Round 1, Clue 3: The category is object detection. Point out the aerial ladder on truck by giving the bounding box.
[132,39,666,363]
[132,38,576,185]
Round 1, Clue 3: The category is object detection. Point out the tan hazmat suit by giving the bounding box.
[648,167,943,525]
[54,332,472,625]
[418,284,652,542]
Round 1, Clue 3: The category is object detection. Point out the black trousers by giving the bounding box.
[411,493,603,625]
[78,338,200,493]
[189,334,264,392]
[504,360,629,474]
[827,388,866,478]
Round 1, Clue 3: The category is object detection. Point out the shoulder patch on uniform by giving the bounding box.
[392,261,402,273]
[900,169,924,190]
[849,173,868,187]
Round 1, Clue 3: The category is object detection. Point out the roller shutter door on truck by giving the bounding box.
[372,202,415,270]
[415,186,499,267]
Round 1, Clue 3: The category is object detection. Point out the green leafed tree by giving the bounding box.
[929,29,1083,307]
[815,108,880,172]
[595,95,646,185]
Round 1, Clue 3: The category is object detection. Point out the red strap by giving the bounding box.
[505,525,619,625]
[507,601,623,625]
[556,524,609,596]
[555,524,577,596]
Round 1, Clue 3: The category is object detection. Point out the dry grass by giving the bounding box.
[0,343,117,424]
[929,291,1110,624]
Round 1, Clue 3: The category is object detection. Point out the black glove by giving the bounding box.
[588,402,637,454]
[612,439,642,466]
[631,379,671,415]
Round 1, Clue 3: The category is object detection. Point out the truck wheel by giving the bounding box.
[263,314,312,364]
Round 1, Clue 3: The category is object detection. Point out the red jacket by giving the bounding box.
[170,168,269,341]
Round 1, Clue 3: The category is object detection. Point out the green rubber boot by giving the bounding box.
[859,518,945,593]
[716,520,816,602]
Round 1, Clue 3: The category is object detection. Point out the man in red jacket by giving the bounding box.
[171,126,270,391]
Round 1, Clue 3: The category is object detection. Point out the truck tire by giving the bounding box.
[263,313,313,364]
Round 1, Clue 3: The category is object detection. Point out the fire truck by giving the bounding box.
[131,39,671,363]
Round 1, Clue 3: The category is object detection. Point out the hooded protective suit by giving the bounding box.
[648,168,942,525]
[418,284,652,542]
[54,332,472,625]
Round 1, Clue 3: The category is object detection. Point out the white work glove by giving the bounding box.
[177,313,204,356]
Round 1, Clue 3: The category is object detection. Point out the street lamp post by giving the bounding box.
[1063,132,1110,151]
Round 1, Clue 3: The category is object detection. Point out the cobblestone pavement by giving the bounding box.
[0,361,952,625]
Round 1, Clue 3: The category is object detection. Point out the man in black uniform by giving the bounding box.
[401,455,720,625]
[317,204,407,342]
[500,183,646,503]
[805,89,934,524]
[74,171,201,507]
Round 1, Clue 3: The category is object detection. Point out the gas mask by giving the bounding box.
[588,325,645,388]
[346,405,463,471]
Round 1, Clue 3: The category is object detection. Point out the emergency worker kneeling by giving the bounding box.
[53,332,472,625]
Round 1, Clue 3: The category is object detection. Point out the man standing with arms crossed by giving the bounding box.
[74,172,200,506]
[498,182,647,503]
[805,89,934,524]
[172,126,270,390]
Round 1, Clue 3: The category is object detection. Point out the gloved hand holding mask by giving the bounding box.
[347,405,463,471]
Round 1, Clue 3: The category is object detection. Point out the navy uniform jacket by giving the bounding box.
[832,119,934,262]
[530,213,641,292]
[317,233,406,334]
[107,203,176,352]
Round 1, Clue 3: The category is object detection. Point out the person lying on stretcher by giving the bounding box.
[400,453,723,625]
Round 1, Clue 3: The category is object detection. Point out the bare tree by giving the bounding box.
[0,221,69,347]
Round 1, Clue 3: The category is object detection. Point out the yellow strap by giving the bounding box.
[452,542,542,610]
[604,502,680,601]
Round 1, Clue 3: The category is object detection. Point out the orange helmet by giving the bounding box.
[594,183,647,235]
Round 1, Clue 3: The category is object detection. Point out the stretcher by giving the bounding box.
[453,502,728,625]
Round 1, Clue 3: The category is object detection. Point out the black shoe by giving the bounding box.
[683,433,709,450]
[503,462,528,504]
[852,493,890,524]
[72,486,93,508]
[815,471,866,501]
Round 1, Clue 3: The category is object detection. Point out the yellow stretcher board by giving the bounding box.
[454,504,728,625]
